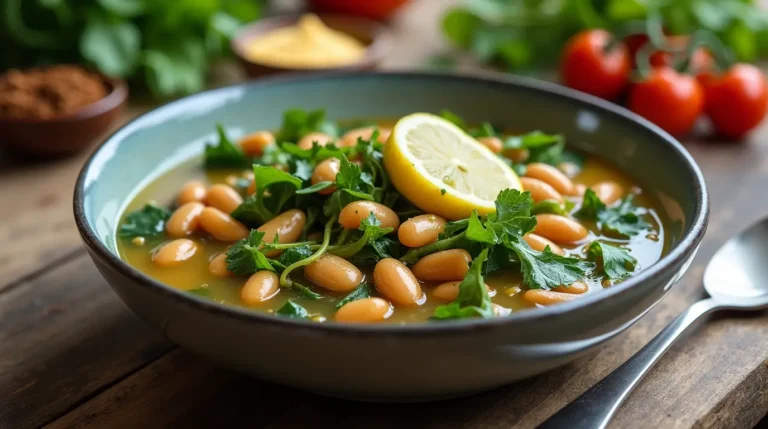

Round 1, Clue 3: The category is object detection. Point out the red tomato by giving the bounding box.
[560,30,631,100]
[624,34,668,67]
[628,67,704,136]
[625,34,713,72]
[308,0,410,20]
[703,64,768,139]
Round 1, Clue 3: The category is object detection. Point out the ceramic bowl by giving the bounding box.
[74,72,708,401]
[0,73,127,157]
[231,14,391,78]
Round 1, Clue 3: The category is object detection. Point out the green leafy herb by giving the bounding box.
[232,166,303,225]
[441,1,768,72]
[503,131,562,151]
[330,213,393,258]
[276,109,338,143]
[575,189,650,238]
[204,124,250,169]
[188,287,212,298]
[118,203,171,239]
[439,109,468,130]
[504,235,593,290]
[433,249,495,320]
[335,283,373,309]
[465,211,497,244]
[276,301,310,319]
[225,230,275,276]
[295,181,335,195]
[587,241,637,280]
[531,199,569,216]
[485,189,537,237]
[279,245,314,266]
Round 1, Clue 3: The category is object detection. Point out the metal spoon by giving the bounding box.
[540,218,768,429]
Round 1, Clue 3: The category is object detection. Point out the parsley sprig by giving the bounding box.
[575,189,650,238]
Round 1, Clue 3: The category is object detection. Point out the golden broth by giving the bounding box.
[118,151,668,324]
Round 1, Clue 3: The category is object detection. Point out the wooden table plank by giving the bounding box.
[0,255,173,429]
[2,0,768,428]
[0,106,146,293]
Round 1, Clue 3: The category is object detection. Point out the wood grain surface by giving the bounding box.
[1,1,767,428]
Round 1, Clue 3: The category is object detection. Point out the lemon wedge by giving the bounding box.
[383,113,522,220]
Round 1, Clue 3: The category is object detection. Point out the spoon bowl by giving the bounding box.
[542,216,768,429]
[704,219,768,307]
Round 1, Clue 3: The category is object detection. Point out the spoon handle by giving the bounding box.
[539,297,720,429]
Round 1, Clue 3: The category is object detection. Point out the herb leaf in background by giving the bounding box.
[2,0,265,99]
[442,0,768,71]
[118,203,171,239]
[205,124,250,169]
[276,109,338,143]
[433,249,495,320]
[587,241,637,280]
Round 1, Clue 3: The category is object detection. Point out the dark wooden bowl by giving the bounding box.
[0,73,127,158]
[231,14,392,78]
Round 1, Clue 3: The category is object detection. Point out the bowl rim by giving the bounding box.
[230,13,392,73]
[0,68,128,125]
[73,71,709,337]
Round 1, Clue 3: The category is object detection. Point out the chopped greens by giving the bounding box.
[587,242,638,281]
[232,166,303,225]
[276,301,310,319]
[276,109,338,143]
[433,249,495,319]
[118,203,171,239]
[575,189,650,238]
[118,108,663,324]
[204,124,251,169]
[531,199,569,216]
[226,230,276,275]
[504,235,594,290]
[336,283,373,309]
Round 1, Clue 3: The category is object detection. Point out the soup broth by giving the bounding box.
[118,113,668,324]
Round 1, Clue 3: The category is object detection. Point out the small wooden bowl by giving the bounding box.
[0,73,127,158]
[231,14,392,78]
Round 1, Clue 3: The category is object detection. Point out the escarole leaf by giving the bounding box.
[335,283,373,309]
[276,301,310,319]
[575,189,650,238]
[119,203,171,239]
[205,124,250,169]
[485,189,537,237]
[433,249,495,320]
[276,108,338,143]
[225,230,276,276]
[231,165,303,225]
[329,213,393,258]
[587,241,637,280]
[503,235,593,290]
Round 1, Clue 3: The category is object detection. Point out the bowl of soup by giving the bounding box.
[74,72,708,400]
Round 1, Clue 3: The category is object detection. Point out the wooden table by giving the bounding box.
[2,2,767,428]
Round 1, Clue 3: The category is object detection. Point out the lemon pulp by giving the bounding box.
[383,113,521,220]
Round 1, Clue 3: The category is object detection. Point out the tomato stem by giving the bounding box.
[677,30,733,74]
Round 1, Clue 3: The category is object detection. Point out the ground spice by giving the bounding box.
[0,65,108,120]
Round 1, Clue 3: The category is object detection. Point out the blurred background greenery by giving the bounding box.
[0,0,263,98]
[443,0,768,71]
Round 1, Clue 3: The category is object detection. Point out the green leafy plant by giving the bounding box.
[1,0,263,99]
[118,203,170,239]
[441,0,768,71]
